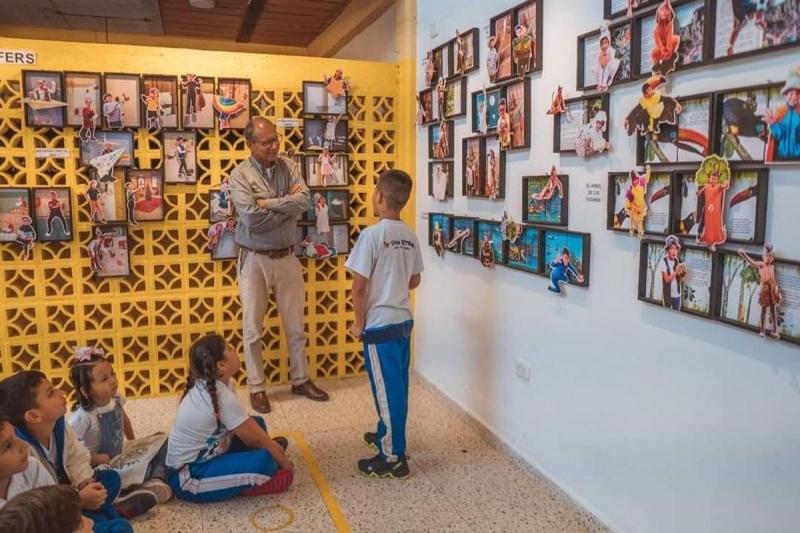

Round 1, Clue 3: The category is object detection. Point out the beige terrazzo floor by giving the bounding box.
[127,374,608,533]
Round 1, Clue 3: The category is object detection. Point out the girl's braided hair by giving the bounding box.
[184,334,227,431]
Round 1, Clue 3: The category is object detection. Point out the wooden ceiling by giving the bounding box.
[158,0,350,47]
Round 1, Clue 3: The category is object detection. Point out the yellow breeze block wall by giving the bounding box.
[0,37,404,398]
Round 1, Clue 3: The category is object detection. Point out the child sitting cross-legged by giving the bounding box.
[68,346,172,503]
[0,484,95,533]
[166,334,294,502]
[0,371,154,530]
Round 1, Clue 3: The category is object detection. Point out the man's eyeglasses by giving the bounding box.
[250,136,280,147]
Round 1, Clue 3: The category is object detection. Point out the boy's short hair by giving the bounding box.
[0,371,47,430]
[376,169,413,210]
[0,485,83,533]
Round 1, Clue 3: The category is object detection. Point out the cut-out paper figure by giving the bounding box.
[487,19,507,83]
[624,75,681,136]
[434,118,449,159]
[169,135,192,180]
[89,147,124,185]
[88,227,115,272]
[500,212,522,244]
[512,23,533,80]
[726,0,768,56]
[478,86,488,135]
[695,154,731,250]
[548,248,584,294]
[141,87,163,130]
[454,29,466,76]
[546,85,566,115]
[318,147,337,186]
[595,23,621,93]
[324,113,345,150]
[436,78,446,119]
[575,109,610,157]
[497,98,512,150]
[75,97,97,143]
[738,244,782,339]
[206,217,236,250]
[85,180,106,224]
[181,74,205,124]
[486,148,499,200]
[15,215,36,261]
[432,222,444,258]
[125,178,142,225]
[764,67,800,162]
[102,92,128,129]
[323,69,350,99]
[650,0,681,76]
[212,85,246,130]
[314,192,330,236]
[432,164,448,201]
[659,234,687,311]
[531,166,563,213]
[625,165,650,239]
[424,50,436,87]
[479,232,495,268]
[44,190,70,237]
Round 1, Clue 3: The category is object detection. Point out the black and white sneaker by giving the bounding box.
[115,487,158,518]
[363,432,378,451]
[357,454,410,479]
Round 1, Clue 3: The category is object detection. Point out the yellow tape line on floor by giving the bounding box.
[274,431,352,533]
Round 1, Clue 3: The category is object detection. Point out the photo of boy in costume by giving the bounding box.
[548,248,584,294]
[141,87,163,130]
[650,0,681,76]
[75,97,97,144]
[595,23,621,93]
[512,23,533,80]
[764,66,800,163]
[695,155,731,250]
[625,75,682,136]
[659,235,687,311]
[738,244,782,339]
[15,215,36,261]
[625,166,649,239]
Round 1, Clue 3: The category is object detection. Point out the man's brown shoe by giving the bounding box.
[250,391,271,413]
[291,380,330,402]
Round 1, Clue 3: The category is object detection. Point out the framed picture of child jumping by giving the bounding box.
[102,73,142,129]
[32,187,73,242]
[162,130,197,184]
[64,72,102,142]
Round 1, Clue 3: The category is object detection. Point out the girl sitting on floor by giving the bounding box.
[165,334,294,503]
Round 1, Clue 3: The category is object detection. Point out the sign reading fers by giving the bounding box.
[0,50,36,65]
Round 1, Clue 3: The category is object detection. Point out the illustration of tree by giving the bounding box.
[721,255,744,317]
[647,245,662,298]
[738,265,760,323]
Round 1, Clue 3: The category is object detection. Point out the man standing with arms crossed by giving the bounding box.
[230,118,329,413]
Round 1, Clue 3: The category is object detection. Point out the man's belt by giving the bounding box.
[239,245,293,259]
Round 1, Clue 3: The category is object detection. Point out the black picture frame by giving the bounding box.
[449,27,481,78]
[501,77,531,151]
[470,86,504,134]
[449,216,478,257]
[418,87,437,125]
[480,135,506,200]
[31,186,73,242]
[443,77,467,119]
[300,222,351,258]
[709,0,800,64]
[303,117,349,153]
[102,73,142,129]
[553,93,610,154]
[428,120,454,159]
[90,223,131,280]
[506,224,542,274]
[606,169,675,237]
[64,71,102,131]
[21,70,66,128]
[462,136,485,197]
[179,74,215,130]
[542,228,591,288]
[428,212,452,248]
[428,161,454,200]
[79,130,135,169]
[488,0,544,83]
[162,129,198,184]
[140,74,179,129]
[303,153,349,187]
[522,174,569,227]
[576,19,635,91]
[208,218,238,261]
[0,187,34,253]
[304,188,350,224]
[208,187,234,224]
[638,237,717,318]
[604,0,659,19]
[302,80,348,116]
[672,164,768,246]
[126,169,165,223]
[476,219,508,265]
[215,77,251,131]
[713,82,784,165]
[637,92,714,166]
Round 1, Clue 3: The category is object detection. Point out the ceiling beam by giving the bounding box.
[305,0,394,57]
[236,0,268,43]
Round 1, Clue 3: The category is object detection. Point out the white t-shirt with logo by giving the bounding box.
[0,456,55,509]
[345,219,424,329]
[166,380,248,468]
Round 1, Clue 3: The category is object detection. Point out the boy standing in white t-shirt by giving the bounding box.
[345,169,424,479]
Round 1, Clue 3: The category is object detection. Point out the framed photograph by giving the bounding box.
[126,169,165,223]
[141,74,179,129]
[715,83,783,163]
[428,120,454,159]
[764,81,800,165]
[553,94,610,154]
[418,88,436,124]
[638,93,712,165]
[304,153,348,187]
[162,130,197,184]
[476,220,506,265]
[716,250,800,345]
[513,0,544,75]
[522,173,569,226]
[65,72,102,136]
[303,80,347,116]
[639,237,714,317]
[637,0,707,76]
[436,43,451,80]
[451,28,480,77]
[471,86,503,133]
[208,218,238,260]
[607,170,673,236]
[443,78,467,119]
[301,223,351,258]
[307,189,349,224]
[577,20,633,91]
[543,229,590,288]
[85,168,127,224]
[507,224,541,274]
[216,78,251,130]
[712,0,800,61]
[488,10,514,83]
[673,166,768,245]
[79,131,134,169]
[208,186,234,223]
[430,47,444,86]
[605,0,659,18]
[180,74,215,129]
[0,188,33,247]
[450,216,477,256]
[428,212,452,249]
[32,187,72,242]
[462,136,485,197]
[429,161,454,201]
[102,73,142,129]
[482,135,505,200]
[21,70,66,128]
[89,224,131,280]
[504,78,530,150]
[303,117,348,152]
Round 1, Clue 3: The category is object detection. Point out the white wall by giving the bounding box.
[334,4,396,63]
[414,2,800,532]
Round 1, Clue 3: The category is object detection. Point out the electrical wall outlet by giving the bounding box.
[514,359,531,382]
